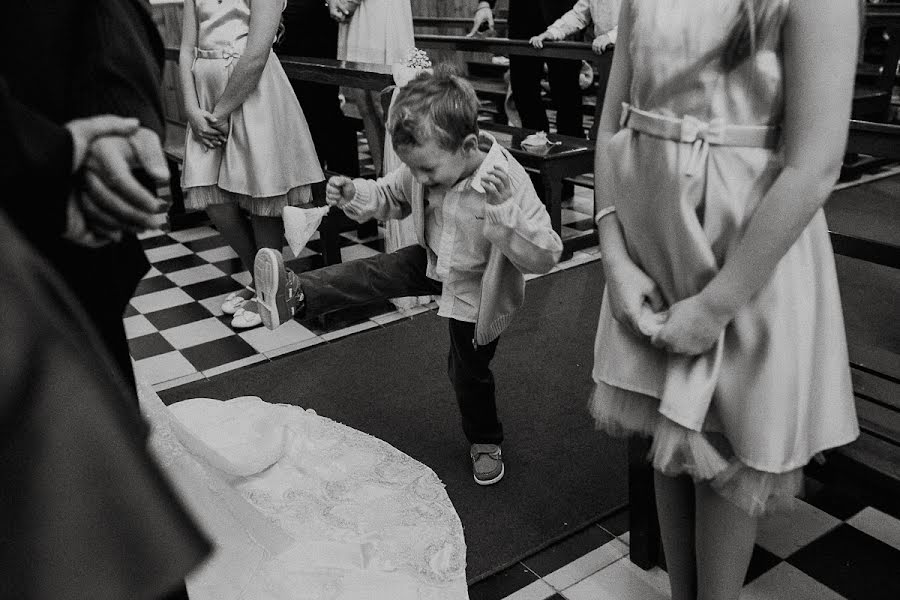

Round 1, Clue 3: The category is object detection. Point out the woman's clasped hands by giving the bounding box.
[187,108,227,150]
[328,0,359,23]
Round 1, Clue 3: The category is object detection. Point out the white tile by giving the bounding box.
[562,558,669,600]
[545,538,628,590]
[231,271,252,287]
[153,371,206,392]
[166,264,228,287]
[160,317,235,349]
[123,314,156,339]
[501,578,557,600]
[619,531,630,546]
[757,501,840,558]
[238,320,317,353]
[203,354,267,378]
[133,351,198,385]
[197,245,239,263]
[340,244,382,262]
[562,208,586,225]
[138,229,167,240]
[371,310,409,325]
[264,335,326,358]
[167,226,218,243]
[739,562,845,600]
[847,507,900,551]
[144,243,192,263]
[130,287,195,313]
[321,319,380,341]
[142,267,162,279]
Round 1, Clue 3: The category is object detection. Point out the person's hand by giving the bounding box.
[603,256,666,337]
[530,33,550,49]
[65,115,141,173]
[650,294,730,355]
[468,2,494,37]
[325,175,356,208]
[480,164,512,205]
[187,108,226,149]
[328,0,351,22]
[207,112,229,136]
[592,34,614,55]
[78,127,171,235]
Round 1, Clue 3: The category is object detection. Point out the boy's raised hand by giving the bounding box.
[326,175,356,208]
[480,164,512,205]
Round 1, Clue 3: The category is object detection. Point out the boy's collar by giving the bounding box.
[453,131,501,192]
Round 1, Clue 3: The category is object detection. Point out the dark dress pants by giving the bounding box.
[298,244,504,444]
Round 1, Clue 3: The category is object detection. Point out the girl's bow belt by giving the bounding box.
[619,102,780,177]
[195,47,242,66]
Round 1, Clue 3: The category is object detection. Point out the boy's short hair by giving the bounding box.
[388,64,480,152]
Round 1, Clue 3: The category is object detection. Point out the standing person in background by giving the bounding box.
[278,0,360,176]
[179,0,325,330]
[589,1,861,598]
[529,0,621,58]
[471,0,585,137]
[330,0,415,176]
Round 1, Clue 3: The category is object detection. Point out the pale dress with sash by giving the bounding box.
[182,0,324,216]
[590,0,859,515]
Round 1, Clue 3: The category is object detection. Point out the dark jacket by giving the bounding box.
[484,0,574,38]
[0,0,165,387]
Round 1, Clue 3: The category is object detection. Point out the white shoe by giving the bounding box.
[231,303,263,329]
[222,288,254,315]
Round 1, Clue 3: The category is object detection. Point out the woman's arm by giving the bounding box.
[211,0,283,121]
[178,0,201,115]
[697,0,858,322]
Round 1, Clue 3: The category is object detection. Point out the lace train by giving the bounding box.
[138,382,468,599]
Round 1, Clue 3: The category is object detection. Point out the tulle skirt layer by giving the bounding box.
[184,184,313,217]
[589,381,804,517]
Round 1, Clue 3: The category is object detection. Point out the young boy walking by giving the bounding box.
[254,66,562,485]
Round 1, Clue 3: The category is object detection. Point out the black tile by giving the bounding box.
[128,332,175,360]
[134,275,177,297]
[181,335,257,372]
[212,257,249,275]
[144,302,215,331]
[598,507,629,536]
[744,545,782,585]
[124,303,139,318]
[154,253,208,274]
[362,238,386,253]
[139,234,178,250]
[522,524,615,577]
[787,523,900,600]
[183,233,227,252]
[802,477,869,521]
[181,276,245,301]
[467,563,541,600]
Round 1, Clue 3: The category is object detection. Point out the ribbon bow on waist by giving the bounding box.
[220,48,241,67]
[680,115,724,177]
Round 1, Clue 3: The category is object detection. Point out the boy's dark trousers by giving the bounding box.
[298,244,504,445]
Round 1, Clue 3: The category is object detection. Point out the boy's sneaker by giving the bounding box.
[470,444,504,485]
[254,248,305,329]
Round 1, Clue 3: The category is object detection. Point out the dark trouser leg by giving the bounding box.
[159,583,190,600]
[546,57,584,137]
[298,245,441,315]
[509,55,550,133]
[447,319,503,445]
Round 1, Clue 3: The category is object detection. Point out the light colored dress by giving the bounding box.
[182,0,324,216]
[337,0,414,65]
[139,381,469,600]
[590,0,859,515]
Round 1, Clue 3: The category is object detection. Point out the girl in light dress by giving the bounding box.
[590,0,861,598]
[179,0,324,328]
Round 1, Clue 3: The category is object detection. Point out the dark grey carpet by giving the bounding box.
[161,260,628,583]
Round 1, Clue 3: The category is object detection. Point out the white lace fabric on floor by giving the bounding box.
[138,382,468,599]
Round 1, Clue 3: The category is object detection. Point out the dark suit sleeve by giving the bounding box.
[0,76,73,236]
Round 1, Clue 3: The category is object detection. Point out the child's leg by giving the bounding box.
[654,471,698,600]
[694,482,758,600]
[446,320,503,445]
[255,244,441,327]
[249,214,285,286]
[207,203,257,275]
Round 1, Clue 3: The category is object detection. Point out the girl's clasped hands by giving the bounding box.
[187,108,228,150]
[328,0,359,23]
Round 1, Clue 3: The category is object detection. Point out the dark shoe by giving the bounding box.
[470,443,504,486]
[254,248,305,329]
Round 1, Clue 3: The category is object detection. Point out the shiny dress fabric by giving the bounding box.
[182,0,324,216]
[590,0,858,515]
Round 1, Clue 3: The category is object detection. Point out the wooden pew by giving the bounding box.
[854,3,900,122]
